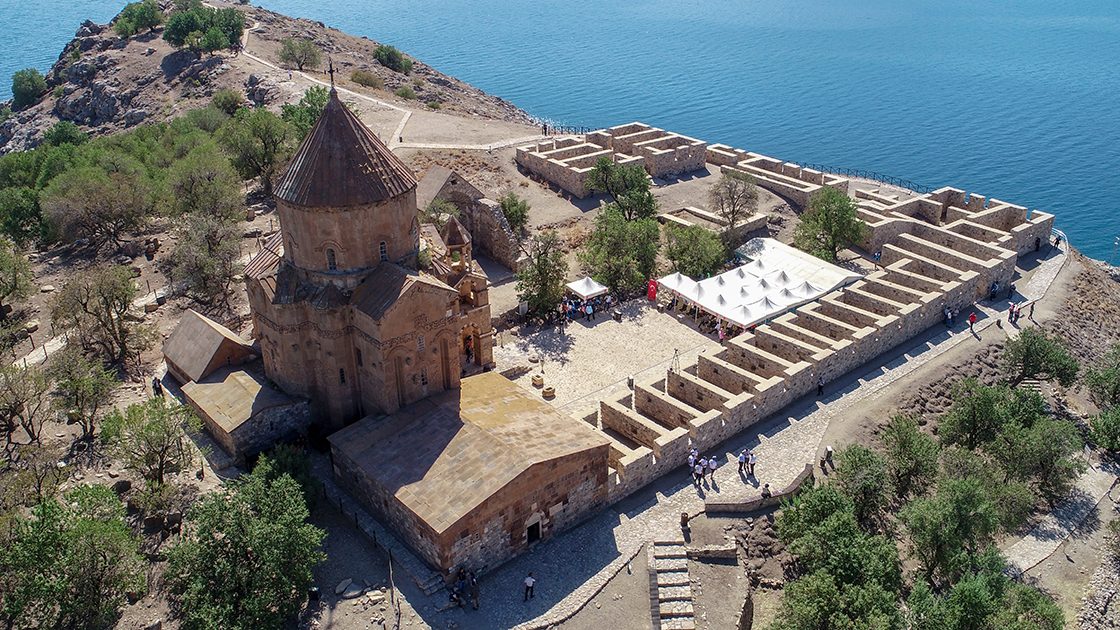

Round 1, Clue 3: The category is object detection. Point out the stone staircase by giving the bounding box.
[648,540,696,630]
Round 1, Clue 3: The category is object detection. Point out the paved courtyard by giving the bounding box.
[493,301,722,418]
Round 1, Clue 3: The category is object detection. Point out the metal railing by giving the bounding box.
[794,163,934,194]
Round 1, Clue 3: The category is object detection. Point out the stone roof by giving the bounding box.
[415,164,454,211]
[440,216,472,247]
[162,310,252,382]
[182,366,301,435]
[349,262,455,321]
[274,89,418,207]
[244,232,283,280]
[328,372,609,533]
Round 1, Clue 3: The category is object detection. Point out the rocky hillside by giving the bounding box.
[1,2,535,153]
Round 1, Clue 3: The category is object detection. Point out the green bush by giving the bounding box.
[426,101,441,109]
[499,192,530,233]
[11,69,47,109]
[0,107,10,124]
[394,86,416,100]
[209,87,243,116]
[374,45,413,74]
[52,85,64,98]
[1090,406,1120,451]
[350,69,382,89]
[43,121,88,147]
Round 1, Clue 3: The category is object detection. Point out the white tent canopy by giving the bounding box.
[656,238,861,329]
[566,276,608,299]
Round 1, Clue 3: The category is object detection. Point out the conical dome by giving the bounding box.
[275,89,418,207]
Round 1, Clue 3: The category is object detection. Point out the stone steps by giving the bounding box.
[648,540,695,630]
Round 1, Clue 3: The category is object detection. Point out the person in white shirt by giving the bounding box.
[708,457,717,480]
[748,451,757,475]
[524,573,535,601]
[738,449,747,473]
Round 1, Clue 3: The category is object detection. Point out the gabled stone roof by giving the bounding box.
[163,310,252,382]
[349,262,455,322]
[274,89,418,207]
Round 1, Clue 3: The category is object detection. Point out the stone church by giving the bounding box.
[245,87,495,428]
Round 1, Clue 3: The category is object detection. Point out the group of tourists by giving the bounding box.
[448,567,481,610]
[688,449,720,484]
[943,306,961,327]
[664,295,747,341]
[1008,301,1033,324]
[561,294,613,323]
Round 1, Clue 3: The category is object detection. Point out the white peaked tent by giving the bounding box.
[566,276,608,299]
[656,238,861,329]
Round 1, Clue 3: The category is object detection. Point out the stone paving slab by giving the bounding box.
[1005,459,1120,576]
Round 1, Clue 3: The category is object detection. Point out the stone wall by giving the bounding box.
[228,399,311,459]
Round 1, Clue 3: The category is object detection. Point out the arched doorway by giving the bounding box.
[460,325,481,374]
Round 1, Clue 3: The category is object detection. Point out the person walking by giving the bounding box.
[698,457,708,480]
[748,451,757,476]
[738,449,747,473]
[968,312,977,331]
[470,576,480,610]
[708,457,718,480]
[817,377,825,396]
[1029,302,1035,319]
[524,573,535,601]
[693,461,704,484]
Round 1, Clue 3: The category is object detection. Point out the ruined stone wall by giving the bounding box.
[228,399,311,459]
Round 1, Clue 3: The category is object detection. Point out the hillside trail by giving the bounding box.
[236,20,548,153]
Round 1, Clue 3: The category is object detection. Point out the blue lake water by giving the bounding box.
[4,0,1119,259]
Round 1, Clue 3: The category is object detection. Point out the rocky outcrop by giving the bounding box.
[246,74,281,106]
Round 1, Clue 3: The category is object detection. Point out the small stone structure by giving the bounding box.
[415,166,523,271]
[516,136,643,199]
[329,371,610,574]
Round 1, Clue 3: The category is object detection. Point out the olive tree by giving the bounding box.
[515,231,568,319]
[100,396,200,488]
[49,264,155,364]
[0,237,33,319]
[218,108,295,196]
[708,170,758,251]
[278,38,322,71]
[1002,326,1079,387]
[793,186,868,262]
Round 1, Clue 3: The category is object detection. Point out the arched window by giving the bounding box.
[355,347,363,367]
[326,249,337,271]
[417,334,425,352]
[379,242,388,261]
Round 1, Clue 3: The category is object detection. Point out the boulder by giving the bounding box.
[142,514,164,530]
[341,584,365,600]
[335,578,353,595]
[165,511,183,527]
[23,320,39,334]
[40,285,55,293]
